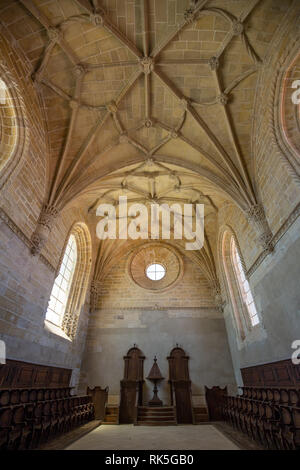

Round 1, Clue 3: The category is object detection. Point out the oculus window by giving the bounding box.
[146,263,166,281]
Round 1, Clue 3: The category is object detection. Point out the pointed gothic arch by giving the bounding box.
[45,221,92,340]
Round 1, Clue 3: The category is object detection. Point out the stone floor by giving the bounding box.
[66,424,240,450]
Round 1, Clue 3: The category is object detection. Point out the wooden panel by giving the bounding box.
[0,359,72,389]
[119,381,138,424]
[168,347,193,424]
[16,364,36,387]
[35,368,49,386]
[87,386,108,420]
[241,359,300,387]
[174,381,193,424]
[0,364,12,388]
[205,386,227,421]
[123,347,145,381]
[167,347,190,381]
[119,347,145,424]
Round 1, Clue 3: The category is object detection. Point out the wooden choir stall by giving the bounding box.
[167,347,194,424]
[119,346,145,424]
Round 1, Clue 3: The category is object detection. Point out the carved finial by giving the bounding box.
[147,157,155,166]
[216,93,229,106]
[106,100,117,114]
[209,56,219,71]
[140,57,154,74]
[170,129,178,139]
[232,20,244,36]
[90,13,104,25]
[121,181,128,191]
[184,7,195,24]
[69,99,79,110]
[119,133,128,144]
[73,64,86,78]
[180,98,190,110]
[144,119,153,128]
[32,69,43,83]
[90,7,106,25]
[47,27,61,43]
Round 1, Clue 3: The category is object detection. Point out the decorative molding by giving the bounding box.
[127,242,184,293]
[91,306,219,313]
[31,204,59,256]
[245,203,274,253]
[90,279,101,313]
[247,201,300,278]
[0,207,56,272]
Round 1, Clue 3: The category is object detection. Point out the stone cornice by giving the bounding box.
[91,306,219,313]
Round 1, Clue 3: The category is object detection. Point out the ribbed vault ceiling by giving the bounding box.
[0,0,291,283]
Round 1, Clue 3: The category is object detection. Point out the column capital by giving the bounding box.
[245,203,274,253]
[31,204,59,255]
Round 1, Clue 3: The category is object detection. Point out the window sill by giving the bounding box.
[240,322,267,348]
[44,320,72,341]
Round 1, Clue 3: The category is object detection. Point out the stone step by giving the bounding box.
[136,421,177,426]
[138,410,175,416]
[138,413,175,417]
[103,406,119,424]
[104,415,118,422]
[193,407,208,413]
[195,416,209,422]
[138,415,176,421]
[105,407,119,415]
[137,405,176,425]
[138,407,174,412]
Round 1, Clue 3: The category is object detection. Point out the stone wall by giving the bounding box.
[220,213,300,386]
[80,250,237,401]
[97,254,216,310]
[0,217,91,389]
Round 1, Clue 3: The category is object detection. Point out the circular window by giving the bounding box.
[129,243,183,291]
[146,263,166,281]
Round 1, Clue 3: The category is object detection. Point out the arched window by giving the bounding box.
[230,238,259,327]
[0,77,18,171]
[45,223,92,339]
[221,230,259,340]
[46,234,77,327]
